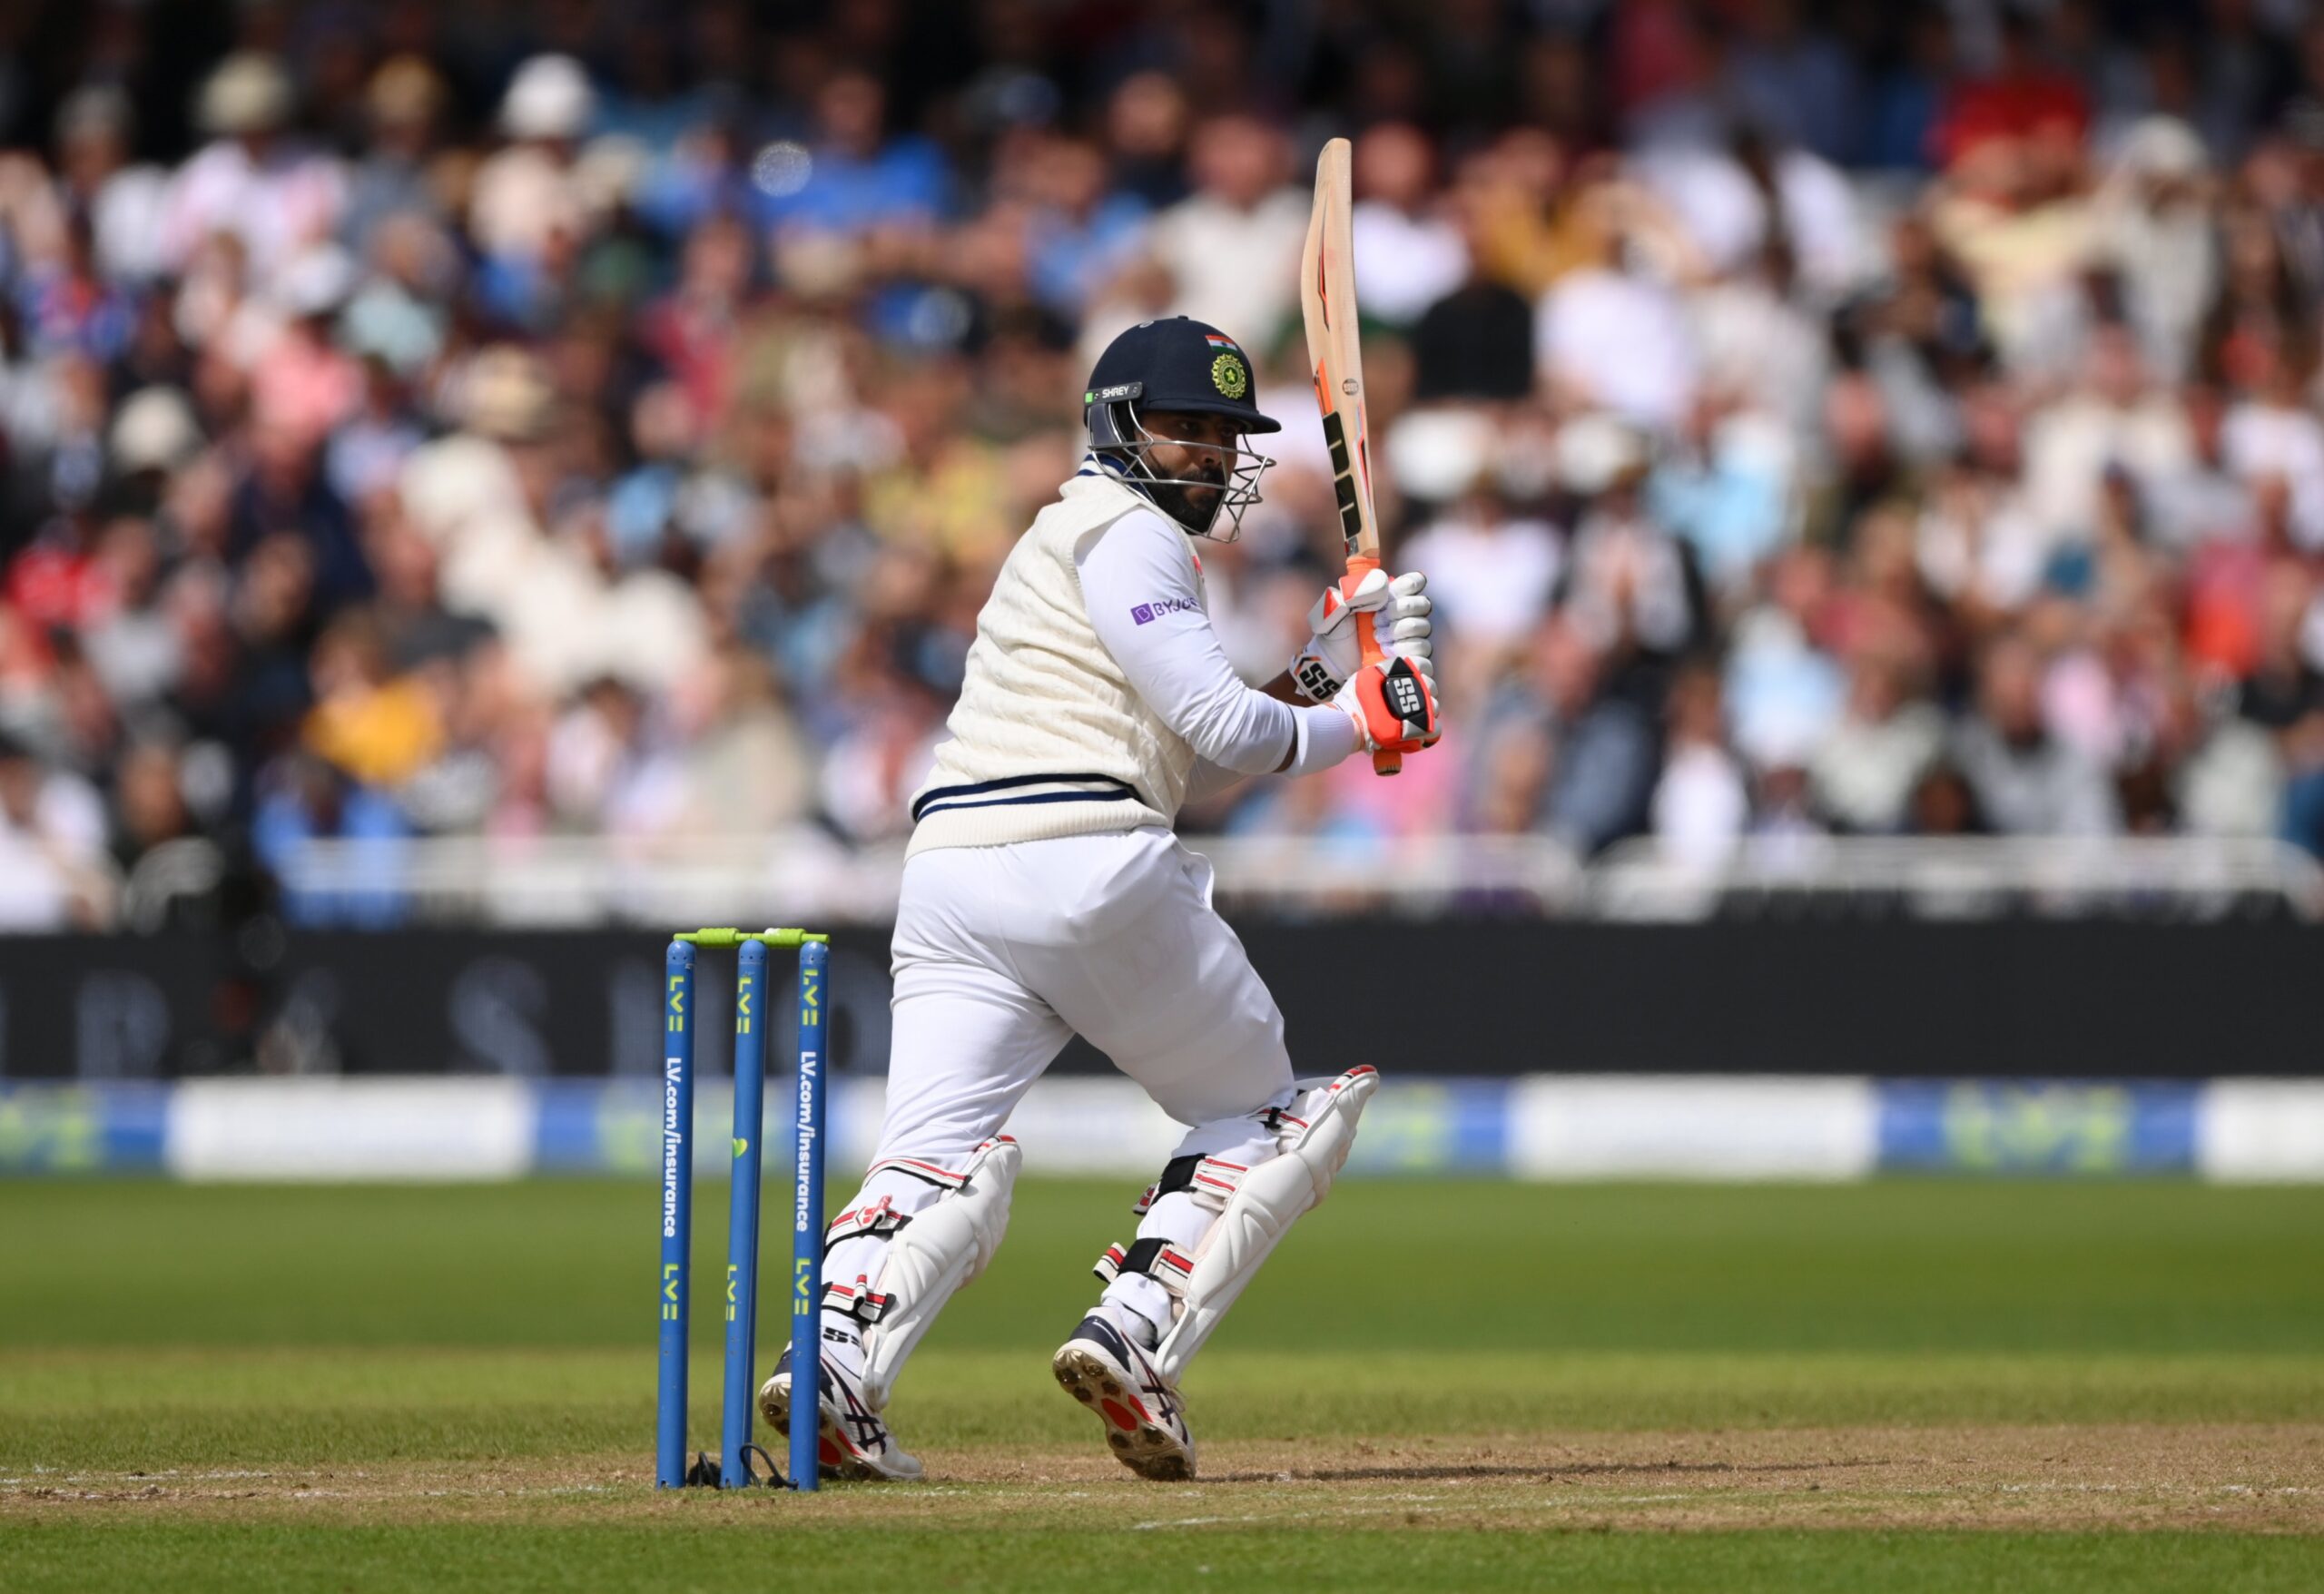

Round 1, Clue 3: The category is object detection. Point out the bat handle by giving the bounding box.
[1341,554,1401,777]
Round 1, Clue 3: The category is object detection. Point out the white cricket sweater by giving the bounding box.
[908,463,1354,855]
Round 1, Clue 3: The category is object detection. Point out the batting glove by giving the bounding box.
[1291,568,1433,703]
[1334,654,1443,756]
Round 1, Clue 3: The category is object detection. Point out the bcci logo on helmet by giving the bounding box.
[1210,351,1248,399]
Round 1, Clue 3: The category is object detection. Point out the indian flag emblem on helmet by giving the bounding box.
[1210,350,1248,399]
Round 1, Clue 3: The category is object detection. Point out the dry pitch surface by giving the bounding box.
[14,1425,2323,1532]
[4,1178,2320,1589]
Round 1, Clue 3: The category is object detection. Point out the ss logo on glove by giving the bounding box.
[1335,654,1441,755]
[1381,661,1428,731]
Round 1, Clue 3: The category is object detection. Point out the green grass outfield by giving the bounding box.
[3,1178,2320,1590]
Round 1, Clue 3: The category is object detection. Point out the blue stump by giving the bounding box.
[791,937,828,1491]
[655,939,696,1489]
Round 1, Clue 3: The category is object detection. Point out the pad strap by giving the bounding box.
[1131,1153,1248,1215]
[1091,1236,1195,1294]
[822,1281,894,1324]
[1189,1157,1247,1202]
[1260,1102,1308,1136]
[823,1198,910,1255]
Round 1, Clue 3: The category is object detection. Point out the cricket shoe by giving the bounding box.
[757,1344,922,1482]
[1052,1314,1196,1481]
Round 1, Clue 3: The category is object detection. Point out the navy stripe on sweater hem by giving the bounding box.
[911,772,1143,822]
[913,789,1142,821]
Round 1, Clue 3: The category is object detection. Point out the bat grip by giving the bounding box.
[1341,555,1400,777]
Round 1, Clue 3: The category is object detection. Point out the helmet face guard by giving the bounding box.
[1088,397,1273,542]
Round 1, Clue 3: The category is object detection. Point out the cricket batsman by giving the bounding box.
[760,316,1442,1481]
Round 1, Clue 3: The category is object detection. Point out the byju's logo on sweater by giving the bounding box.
[1131,597,1201,625]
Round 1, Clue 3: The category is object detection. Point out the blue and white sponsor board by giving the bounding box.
[0,1084,171,1174]
[2,1076,2320,1181]
[1876,1079,2201,1176]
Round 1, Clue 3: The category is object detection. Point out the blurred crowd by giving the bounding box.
[5,0,2324,930]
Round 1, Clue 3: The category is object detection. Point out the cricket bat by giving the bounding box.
[1300,135,1399,775]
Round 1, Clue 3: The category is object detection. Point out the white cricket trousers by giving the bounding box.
[822,826,1295,1344]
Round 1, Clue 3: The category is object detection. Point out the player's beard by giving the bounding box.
[1149,454,1227,536]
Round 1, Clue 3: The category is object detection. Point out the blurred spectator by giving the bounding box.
[341,55,448,252]
[1401,469,1561,656]
[1649,394,1796,599]
[1651,662,1748,865]
[2023,324,2193,547]
[2,0,2323,937]
[252,748,410,926]
[1810,640,1946,835]
[1859,10,1956,173]
[160,54,344,284]
[110,735,194,871]
[1541,628,1658,856]
[53,85,170,286]
[1560,418,1706,659]
[1535,182,1702,429]
[1143,114,1305,340]
[0,729,109,927]
[1937,9,2092,172]
[1954,634,2122,835]
[470,54,601,285]
[759,69,946,236]
[1350,123,1467,328]
[1020,135,1151,322]
[2097,118,2217,380]
[1726,0,1860,166]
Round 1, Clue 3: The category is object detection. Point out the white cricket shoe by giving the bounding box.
[1052,1313,1196,1481]
[757,1344,923,1482]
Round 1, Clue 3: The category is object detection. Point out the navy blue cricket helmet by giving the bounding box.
[1084,316,1283,438]
[1083,317,1279,540]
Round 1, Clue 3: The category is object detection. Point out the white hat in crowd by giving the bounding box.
[273,246,358,320]
[198,52,293,137]
[111,388,203,475]
[462,346,557,441]
[2114,116,2209,182]
[1557,413,1651,497]
[499,55,596,142]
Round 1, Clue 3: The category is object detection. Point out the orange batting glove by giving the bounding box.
[1334,655,1442,756]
